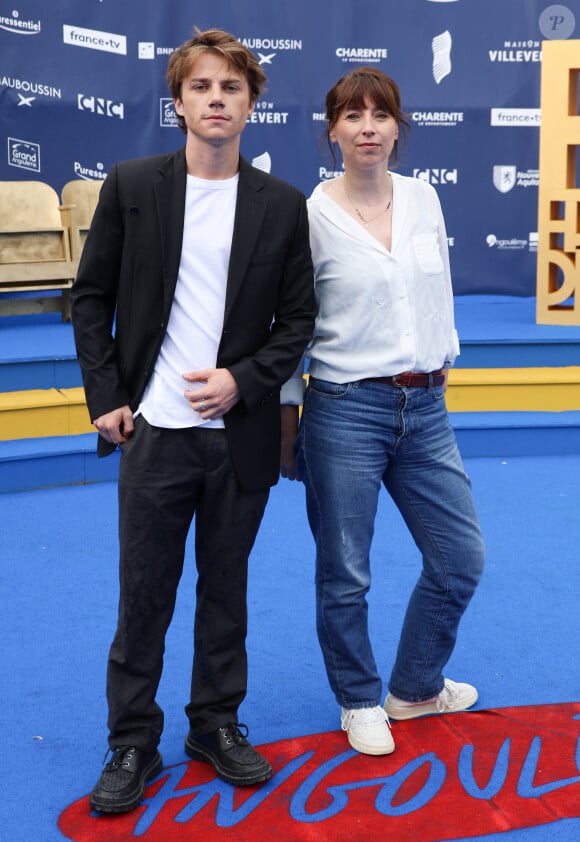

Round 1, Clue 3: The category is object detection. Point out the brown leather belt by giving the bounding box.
[362,370,446,388]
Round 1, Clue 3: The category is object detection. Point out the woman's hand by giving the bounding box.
[280,404,300,480]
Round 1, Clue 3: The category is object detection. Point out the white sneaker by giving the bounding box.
[341,706,395,755]
[384,678,478,721]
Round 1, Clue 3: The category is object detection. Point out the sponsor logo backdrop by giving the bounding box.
[0,1,577,295]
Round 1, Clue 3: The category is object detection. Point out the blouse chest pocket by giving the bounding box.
[412,232,444,275]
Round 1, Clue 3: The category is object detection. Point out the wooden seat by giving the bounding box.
[61,179,103,265]
[0,180,76,320]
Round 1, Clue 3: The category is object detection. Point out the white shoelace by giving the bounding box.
[436,679,461,711]
[341,706,389,731]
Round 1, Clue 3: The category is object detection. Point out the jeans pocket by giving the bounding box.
[308,377,353,398]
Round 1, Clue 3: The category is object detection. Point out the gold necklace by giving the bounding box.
[344,184,391,228]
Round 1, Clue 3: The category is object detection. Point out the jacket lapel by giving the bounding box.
[153,148,188,315]
[224,157,267,323]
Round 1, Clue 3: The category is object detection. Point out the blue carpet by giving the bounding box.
[2,454,579,840]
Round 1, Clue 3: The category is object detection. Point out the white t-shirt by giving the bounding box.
[138,172,238,428]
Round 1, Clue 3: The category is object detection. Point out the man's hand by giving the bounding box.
[93,405,134,445]
[183,368,241,419]
[280,404,300,480]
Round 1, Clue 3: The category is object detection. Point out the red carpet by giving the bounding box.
[58,703,580,841]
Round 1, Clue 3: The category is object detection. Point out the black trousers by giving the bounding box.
[106,416,269,751]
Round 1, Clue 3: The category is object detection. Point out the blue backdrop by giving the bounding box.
[0,1,577,296]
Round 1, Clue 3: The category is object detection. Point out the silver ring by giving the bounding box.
[198,399,207,411]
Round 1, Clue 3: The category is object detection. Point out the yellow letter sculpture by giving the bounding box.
[536,39,580,325]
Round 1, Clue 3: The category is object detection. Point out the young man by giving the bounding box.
[71,28,315,814]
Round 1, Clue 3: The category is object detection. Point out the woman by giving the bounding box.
[281,67,485,757]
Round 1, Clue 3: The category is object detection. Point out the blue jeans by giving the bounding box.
[296,377,485,709]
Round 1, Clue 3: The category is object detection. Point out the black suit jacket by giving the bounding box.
[70,149,315,490]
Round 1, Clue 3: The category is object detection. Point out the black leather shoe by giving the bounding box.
[185,722,272,786]
[89,746,163,813]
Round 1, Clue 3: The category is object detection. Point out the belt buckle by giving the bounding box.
[392,373,406,387]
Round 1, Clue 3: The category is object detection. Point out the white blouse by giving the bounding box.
[304,172,459,385]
